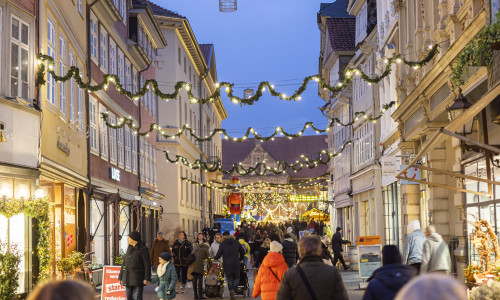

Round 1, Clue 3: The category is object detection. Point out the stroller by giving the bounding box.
[204,261,225,299]
[234,261,250,298]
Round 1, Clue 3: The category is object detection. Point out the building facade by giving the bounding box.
[151,4,227,241]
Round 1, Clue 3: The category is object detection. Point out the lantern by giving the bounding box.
[219,0,237,12]
[447,88,474,135]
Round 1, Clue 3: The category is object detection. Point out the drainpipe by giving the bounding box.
[85,0,102,253]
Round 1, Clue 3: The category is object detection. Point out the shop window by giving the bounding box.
[119,204,130,255]
[108,203,114,264]
[11,16,30,99]
[90,198,105,268]
[64,186,76,255]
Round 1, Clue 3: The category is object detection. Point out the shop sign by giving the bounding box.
[381,156,397,186]
[101,266,125,299]
[57,136,70,156]
[399,165,420,185]
[357,236,381,279]
[109,167,121,181]
[66,233,73,248]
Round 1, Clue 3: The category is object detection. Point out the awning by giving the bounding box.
[396,82,500,197]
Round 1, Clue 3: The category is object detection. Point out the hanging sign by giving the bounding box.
[381,156,398,186]
[399,165,420,185]
[101,266,126,300]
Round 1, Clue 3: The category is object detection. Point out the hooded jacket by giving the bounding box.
[252,252,288,300]
[191,242,211,274]
[239,238,250,259]
[362,264,416,300]
[213,235,245,273]
[420,232,451,273]
[151,262,177,299]
[403,220,427,265]
[118,241,152,287]
[281,239,298,266]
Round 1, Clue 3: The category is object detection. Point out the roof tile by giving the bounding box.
[147,0,186,19]
[326,18,355,51]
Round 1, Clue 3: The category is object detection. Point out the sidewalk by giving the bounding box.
[340,270,365,300]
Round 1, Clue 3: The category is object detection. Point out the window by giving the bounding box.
[100,26,107,70]
[89,96,98,152]
[109,39,116,75]
[124,126,131,170]
[132,67,137,94]
[153,149,157,186]
[46,20,56,105]
[118,49,124,85]
[117,127,124,167]
[131,131,137,173]
[149,145,153,184]
[140,138,144,179]
[11,16,29,99]
[59,37,67,116]
[184,57,186,73]
[189,66,192,83]
[178,47,181,65]
[78,0,83,16]
[69,52,76,123]
[77,63,84,130]
[144,143,149,182]
[90,15,97,60]
[99,104,108,159]
[109,113,117,163]
[112,0,119,9]
[125,59,131,92]
[120,0,127,24]
[138,25,143,47]
[353,122,374,169]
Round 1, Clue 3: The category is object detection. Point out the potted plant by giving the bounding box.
[0,242,21,299]
[56,251,85,279]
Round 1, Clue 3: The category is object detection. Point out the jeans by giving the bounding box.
[192,272,204,297]
[409,263,421,275]
[125,286,144,300]
[225,271,240,292]
[175,265,188,284]
[243,257,249,268]
[333,252,347,269]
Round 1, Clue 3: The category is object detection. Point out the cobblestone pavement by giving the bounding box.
[97,267,364,300]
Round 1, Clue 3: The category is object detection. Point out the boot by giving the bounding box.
[181,283,186,293]
[230,290,235,300]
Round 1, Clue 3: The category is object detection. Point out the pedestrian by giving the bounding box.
[420,225,451,273]
[27,280,95,300]
[151,252,177,300]
[403,220,426,274]
[255,238,271,268]
[192,233,211,299]
[118,231,152,300]
[286,227,297,243]
[308,219,316,233]
[253,230,263,265]
[233,227,241,237]
[151,232,171,272]
[275,235,348,300]
[213,231,245,300]
[395,273,466,300]
[172,231,193,293]
[332,227,350,270]
[362,245,417,300]
[252,241,288,300]
[282,233,299,268]
[237,233,250,267]
[210,233,222,259]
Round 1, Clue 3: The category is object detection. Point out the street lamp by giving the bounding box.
[447,88,474,135]
[34,188,47,200]
[16,185,29,205]
[0,184,12,205]
[219,0,237,12]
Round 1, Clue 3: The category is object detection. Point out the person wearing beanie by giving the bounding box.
[332,227,350,270]
[362,245,417,300]
[282,233,299,268]
[118,231,152,300]
[286,227,297,243]
[152,252,177,300]
[253,240,288,300]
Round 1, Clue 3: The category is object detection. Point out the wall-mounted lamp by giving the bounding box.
[447,88,474,135]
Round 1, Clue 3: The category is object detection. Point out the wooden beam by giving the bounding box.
[416,165,500,186]
[441,129,500,154]
[395,175,492,197]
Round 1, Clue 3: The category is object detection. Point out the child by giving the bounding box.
[151,252,178,300]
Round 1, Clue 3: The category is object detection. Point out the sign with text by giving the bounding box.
[358,244,382,279]
[357,236,381,246]
[381,156,397,186]
[399,165,420,185]
[101,266,126,300]
[109,167,121,181]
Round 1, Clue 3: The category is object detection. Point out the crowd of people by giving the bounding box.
[25,220,476,300]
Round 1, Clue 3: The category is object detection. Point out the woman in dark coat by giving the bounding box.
[171,231,192,293]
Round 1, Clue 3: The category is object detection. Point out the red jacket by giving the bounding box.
[252,252,288,300]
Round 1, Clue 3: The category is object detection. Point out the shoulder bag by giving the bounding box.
[295,265,318,300]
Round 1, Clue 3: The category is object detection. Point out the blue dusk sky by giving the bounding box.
[157,0,331,136]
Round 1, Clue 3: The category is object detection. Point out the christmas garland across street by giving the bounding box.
[101,101,396,142]
[166,140,351,176]
[35,45,437,106]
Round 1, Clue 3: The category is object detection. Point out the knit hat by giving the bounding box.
[286,227,293,233]
[159,252,172,262]
[336,227,342,232]
[270,241,283,253]
[129,231,141,242]
[382,245,402,265]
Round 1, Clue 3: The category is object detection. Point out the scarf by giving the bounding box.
[157,261,169,277]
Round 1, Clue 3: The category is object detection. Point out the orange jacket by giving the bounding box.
[252,252,288,300]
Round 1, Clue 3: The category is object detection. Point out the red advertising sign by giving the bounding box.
[66,233,73,248]
[101,266,126,300]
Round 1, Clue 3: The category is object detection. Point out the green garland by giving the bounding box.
[452,14,500,86]
[0,199,51,281]
[101,101,395,142]
[167,140,351,176]
[36,45,437,106]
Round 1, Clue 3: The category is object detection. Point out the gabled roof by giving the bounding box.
[222,135,328,179]
[319,0,353,18]
[147,0,186,19]
[326,18,355,51]
[199,44,214,68]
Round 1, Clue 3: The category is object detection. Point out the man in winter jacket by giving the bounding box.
[332,227,350,270]
[214,231,246,300]
[150,232,170,270]
[281,233,299,268]
[118,231,151,300]
[403,220,426,274]
[276,235,348,300]
[421,225,451,273]
[362,245,416,300]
